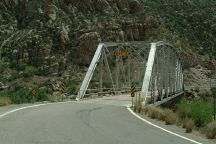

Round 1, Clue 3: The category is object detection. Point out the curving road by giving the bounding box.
[0,96,214,144]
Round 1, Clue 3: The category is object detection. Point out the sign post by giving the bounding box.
[131,82,135,107]
[31,88,37,103]
[210,79,216,120]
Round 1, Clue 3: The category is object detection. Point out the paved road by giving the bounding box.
[0,95,214,144]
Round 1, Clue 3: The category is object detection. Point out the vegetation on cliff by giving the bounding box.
[0,0,215,103]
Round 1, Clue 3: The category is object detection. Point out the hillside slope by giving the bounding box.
[0,0,215,102]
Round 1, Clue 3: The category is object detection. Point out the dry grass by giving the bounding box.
[0,96,11,106]
[163,109,176,125]
[133,93,143,113]
[147,106,161,119]
[183,119,194,133]
[47,92,63,102]
[206,122,216,139]
[143,107,176,125]
[143,106,151,114]
[143,106,165,121]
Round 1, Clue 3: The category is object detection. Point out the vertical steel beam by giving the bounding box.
[100,50,104,96]
[103,49,116,94]
[128,55,131,87]
[167,48,171,96]
[115,49,119,92]
[161,46,165,100]
[176,59,181,92]
[163,46,170,96]
[180,65,184,91]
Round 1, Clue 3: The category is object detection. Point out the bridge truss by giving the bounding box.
[76,41,184,106]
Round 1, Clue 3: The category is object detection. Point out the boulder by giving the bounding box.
[124,22,134,41]
[0,82,8,90]
[50,62,59,74]
[129,0,142,13]
[78,32,101,63]
[116,0,129,11]
[23,52,29,63]
[132,24,140,40]
[41,47,51,58]
[94,0,112,12]
[106,0,119,12]
[106,29,124,42]
[58,57,67,73]
[138,23,145,40]
[77,0,92,13]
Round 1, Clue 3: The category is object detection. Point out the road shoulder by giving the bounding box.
[127,106,216,144]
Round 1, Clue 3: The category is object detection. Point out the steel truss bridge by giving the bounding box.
[76,41,184,106]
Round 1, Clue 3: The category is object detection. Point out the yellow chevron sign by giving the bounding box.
[31,88,37,95]
[59,82,65,93]
[131,83,135,97]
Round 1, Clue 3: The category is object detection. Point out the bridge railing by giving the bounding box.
[141,42,184,105]
[81,87,142,99]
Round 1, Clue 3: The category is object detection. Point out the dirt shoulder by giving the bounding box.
[136,112,216,144]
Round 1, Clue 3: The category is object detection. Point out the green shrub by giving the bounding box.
[0,63,8,72]
[177,98,213,127]
[206,122,216,139]
[47,94,58,102]
[10,88,31,104]
[0,91,8,97]
[9,86,52,104]
[34,87,52,102]
[191,101,212,127]
[177,98,191,120]
[22,66,39,77]
[15,63,26,71]
[47,92,63,102]
[8,71,21,81]
[67,84,77,94]
[0,91,11,106]
[102,80,112,88]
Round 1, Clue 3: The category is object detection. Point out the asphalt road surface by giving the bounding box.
[0,96,214,144]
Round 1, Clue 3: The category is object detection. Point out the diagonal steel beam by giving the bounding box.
[76,43,104,100]
[141,43,157,105]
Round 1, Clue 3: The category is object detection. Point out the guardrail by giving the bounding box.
[83,87,142,98]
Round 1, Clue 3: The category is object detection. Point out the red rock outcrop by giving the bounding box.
[78,32,102,63]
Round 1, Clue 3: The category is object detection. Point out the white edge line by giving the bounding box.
[126,106,202,144]
[0,101,74,119]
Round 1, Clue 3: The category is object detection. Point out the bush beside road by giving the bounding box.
[133,88,216,140]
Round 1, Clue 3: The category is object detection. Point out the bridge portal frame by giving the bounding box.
[76,41,184,106]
